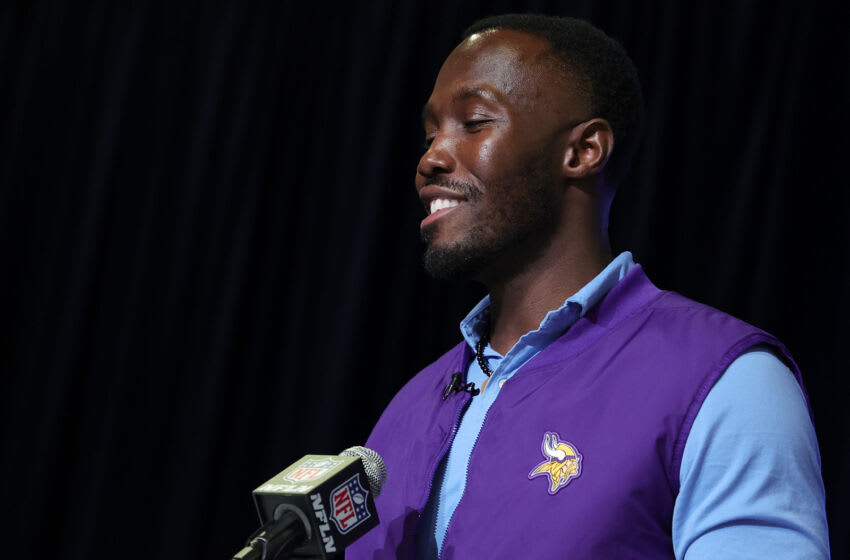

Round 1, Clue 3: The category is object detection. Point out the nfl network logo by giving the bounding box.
[330,473,371,534]
[285,457,345,483]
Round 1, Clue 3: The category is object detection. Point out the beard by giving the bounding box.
[421,162,560,281]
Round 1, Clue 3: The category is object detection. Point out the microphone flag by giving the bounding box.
[252,454,379,558]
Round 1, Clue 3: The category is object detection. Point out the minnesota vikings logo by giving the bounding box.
[528,431,582,495]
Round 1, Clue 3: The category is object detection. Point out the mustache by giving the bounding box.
[423,177,482,201]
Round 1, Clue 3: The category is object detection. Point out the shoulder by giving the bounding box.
[596,268,776,356]
[637,290,794,376]
[649,290,764,334]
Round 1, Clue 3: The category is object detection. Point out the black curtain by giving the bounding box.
[2,1,847,558]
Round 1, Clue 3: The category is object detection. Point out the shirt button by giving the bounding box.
[498,379,506,388]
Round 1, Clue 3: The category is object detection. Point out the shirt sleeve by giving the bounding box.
[672,347,830,559]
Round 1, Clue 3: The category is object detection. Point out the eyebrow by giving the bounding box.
[421,86,500,123]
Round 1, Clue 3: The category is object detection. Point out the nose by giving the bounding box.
[417,134,455,179]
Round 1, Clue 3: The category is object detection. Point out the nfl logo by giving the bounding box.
[285,457,345,483]
[330,474,372,534]
[285,467,325,482]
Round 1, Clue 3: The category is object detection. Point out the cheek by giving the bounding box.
[461,133,519,179]
[457,140,495,175]
[476,138,496,163]
[475,133,548,180]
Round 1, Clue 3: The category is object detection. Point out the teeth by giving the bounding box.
[430,198,461,214]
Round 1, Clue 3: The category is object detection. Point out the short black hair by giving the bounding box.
[463,14,643,188]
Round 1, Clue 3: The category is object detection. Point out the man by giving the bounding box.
[347,14,828,559]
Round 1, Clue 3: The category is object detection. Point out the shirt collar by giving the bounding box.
[459,251,636,352]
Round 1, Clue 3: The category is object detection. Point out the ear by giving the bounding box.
[562,118,614,179]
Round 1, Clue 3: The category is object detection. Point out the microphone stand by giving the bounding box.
[232,511,307,560]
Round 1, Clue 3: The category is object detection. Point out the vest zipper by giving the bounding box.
[415,350,476,556]
[438,397,495,556]
[419,392,470,514]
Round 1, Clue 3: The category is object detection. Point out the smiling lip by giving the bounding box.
[418,185,467,229]
[421,199,463,229]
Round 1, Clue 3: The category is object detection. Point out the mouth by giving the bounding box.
[418,185,469,229]
[429,197,461,215]
[421,197,464,229]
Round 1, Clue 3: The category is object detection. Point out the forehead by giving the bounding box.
[427,29,563,113]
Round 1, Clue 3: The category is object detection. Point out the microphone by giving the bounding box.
[233,446,387,560]
[442,372,479,400]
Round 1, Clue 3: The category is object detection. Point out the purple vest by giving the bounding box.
[346,266,804,559]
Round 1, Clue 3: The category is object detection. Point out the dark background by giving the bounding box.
[1,1,847,558]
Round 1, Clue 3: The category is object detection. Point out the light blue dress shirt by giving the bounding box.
[417,252,829,559]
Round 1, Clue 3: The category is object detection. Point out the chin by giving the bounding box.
[421,238,493,281]
[423,248,471,280]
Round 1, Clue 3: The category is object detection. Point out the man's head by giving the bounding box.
[417,15,642,281]
[463,15,643,187]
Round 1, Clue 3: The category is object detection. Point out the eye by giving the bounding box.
[423,135,435,150]
[464,119,493,130]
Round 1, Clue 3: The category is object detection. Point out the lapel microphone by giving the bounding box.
[442,372,480,400]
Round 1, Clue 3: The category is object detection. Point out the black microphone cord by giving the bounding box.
[232,510,307,560]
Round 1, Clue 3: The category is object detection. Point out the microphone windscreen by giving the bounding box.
[340,446,387,497]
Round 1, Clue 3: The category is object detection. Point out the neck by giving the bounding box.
[481,189,611,355]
